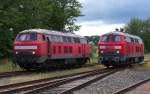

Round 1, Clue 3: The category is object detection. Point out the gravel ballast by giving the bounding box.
[74,66,150,94]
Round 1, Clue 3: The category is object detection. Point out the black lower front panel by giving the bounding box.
[13,52,47,69]
[99,52,127,67]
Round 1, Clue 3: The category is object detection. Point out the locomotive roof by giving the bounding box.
[20,29,84,38]
[103,31,142,40]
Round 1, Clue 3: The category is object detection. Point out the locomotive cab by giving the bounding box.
[13,32,48,69]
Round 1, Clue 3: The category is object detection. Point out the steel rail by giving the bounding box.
[0,68,109,94]
[113,78,150,94]
[23,69,118,94]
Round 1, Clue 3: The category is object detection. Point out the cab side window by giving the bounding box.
[112,35,121,42]
[101,35,110,42]
[125,36,131,42]
[29,33,37,40]
[74,38,80,43]
[16,34,27,41]
[63,37,68,42]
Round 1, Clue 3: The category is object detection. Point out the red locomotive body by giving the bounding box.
[13,29,91,70]
[98,31,144,67]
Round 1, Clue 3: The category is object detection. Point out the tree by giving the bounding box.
[125,18,150,53]
[0,0,82,58]
[0,31,13,59]
[125,18,142,35]
[0,0,81,34]
[48,0,82,32]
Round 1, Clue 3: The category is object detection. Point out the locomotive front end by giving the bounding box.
[13,31,47,69]
[98,34,126,67]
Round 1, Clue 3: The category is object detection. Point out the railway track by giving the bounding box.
[39,69,117,94]
[113,78,150,94]
[0,71,33,78]
[0,68,118,94]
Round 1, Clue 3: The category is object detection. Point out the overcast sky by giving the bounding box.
[75,0,150,36]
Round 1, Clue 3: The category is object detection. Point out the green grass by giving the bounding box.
[0,59,22,72]
[0,57,99,73]
[90,52,98,63]
[135,53,150,70]
[144,53,150,63]
[90,45,98,63]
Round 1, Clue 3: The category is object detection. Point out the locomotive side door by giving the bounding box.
[82,44,85,57]
[47,36,51,56]
[44,35,51,56]
[81,38,86,57]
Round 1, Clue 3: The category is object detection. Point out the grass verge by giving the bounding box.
[0,59,22,72]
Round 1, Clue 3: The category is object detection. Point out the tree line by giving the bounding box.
[125,18,150,53]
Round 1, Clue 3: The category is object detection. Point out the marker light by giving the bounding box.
[32,51,35,55]
[101,50,104,53]
[116,50,120,54]
[16,51,18,54]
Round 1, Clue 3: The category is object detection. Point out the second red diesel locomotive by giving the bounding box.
[98,31,144,67]
[13,29,91,70]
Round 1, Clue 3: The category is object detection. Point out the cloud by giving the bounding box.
[75,0,149,36]
[77,20,104,26]
[75,21,125,36]
[78,0,150,23]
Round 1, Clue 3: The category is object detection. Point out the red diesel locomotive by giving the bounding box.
[98,31,144,67]
[13,29,91,70]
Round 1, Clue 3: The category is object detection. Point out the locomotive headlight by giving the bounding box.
[32,51,35,55]
[114,46,122,49]
[116,50,120,54]
[100,46,106,49]
[16,51,18,54]
[101,50,104,53]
